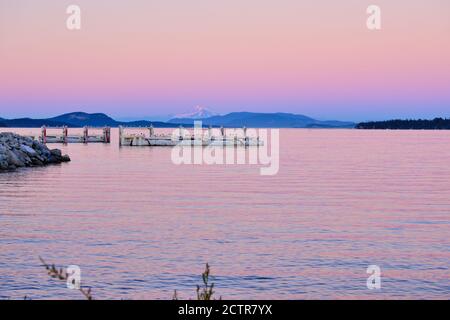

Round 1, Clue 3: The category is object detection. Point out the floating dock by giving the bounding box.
[119,126,263,147]
[40,126,111,144]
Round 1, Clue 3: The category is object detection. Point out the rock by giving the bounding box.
[0,132,71,172]
[0,160,8,170]
[48,148,71,163]
[33,158,44,166]
[20,144,37,157]
[47,155,58,164]
[5,149,25,167]
[14,149,32,166]
[50,149,62,157]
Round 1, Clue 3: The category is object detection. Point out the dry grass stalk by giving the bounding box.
[197,263,215,300]
[39,256,93,300]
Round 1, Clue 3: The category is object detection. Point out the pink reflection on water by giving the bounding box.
[0,129,449,299]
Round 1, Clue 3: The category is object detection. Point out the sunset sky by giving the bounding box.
[0,0,449,121]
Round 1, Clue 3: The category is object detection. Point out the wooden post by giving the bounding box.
[41,126,47,144]
[220,126,225,144]
[208,125,215,141]
[63,126,68,144]
[243,126,248,146]
[83,126,88,143]
[103,127,111,143]
[119,126,123,146]
[149,124,154,137]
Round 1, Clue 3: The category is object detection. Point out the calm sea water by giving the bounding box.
[0,129,449,300]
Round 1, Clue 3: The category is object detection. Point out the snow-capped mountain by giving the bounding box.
[174,106,218,119]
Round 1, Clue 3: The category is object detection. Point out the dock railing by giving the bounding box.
[118,125,263,147]
[40,126,111,144]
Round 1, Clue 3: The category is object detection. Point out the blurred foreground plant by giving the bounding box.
[39,256,93,300]
[38,257,218,300]
[173,263,220,300]
[197,263,215,300]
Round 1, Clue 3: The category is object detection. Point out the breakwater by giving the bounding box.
[0,132,70,171]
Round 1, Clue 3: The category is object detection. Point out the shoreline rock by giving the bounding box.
[0,132,70,172]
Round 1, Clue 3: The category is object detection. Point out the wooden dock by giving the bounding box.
[40,126,111,144]
[119,126,263,147]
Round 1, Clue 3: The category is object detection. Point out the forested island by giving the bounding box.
[356,118,450,130]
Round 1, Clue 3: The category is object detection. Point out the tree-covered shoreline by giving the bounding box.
[356,118,450,130]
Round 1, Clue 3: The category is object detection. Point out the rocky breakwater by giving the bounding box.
[0,132,70,172]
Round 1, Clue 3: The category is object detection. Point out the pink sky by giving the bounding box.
[0,0,449,121]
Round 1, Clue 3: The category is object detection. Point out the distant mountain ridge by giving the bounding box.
[3,112,450,130]
[49,112,117,127]
[169,112,355,128]
[1,117,69,128]
[0,112,177,128]
[0,111,355,128]
[49,112,178,127]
